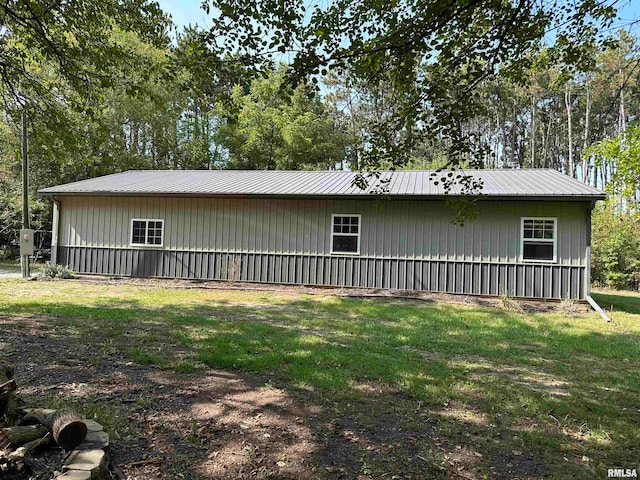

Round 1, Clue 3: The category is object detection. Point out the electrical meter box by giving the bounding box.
[20,229,34,256]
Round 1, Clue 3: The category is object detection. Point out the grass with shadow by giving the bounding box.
[592,288,640,315]
[0,259,22,271]
[0,259,43,274]
[1,279,639,479]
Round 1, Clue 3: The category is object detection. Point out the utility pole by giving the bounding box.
[21,108,30,279]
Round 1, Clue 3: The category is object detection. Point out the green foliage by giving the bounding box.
[174,26,252,108]
[39,262,74,279]
[0,175,48,246]
[0,245,15,261]
[215,67,348,169]
[586,123,640,208]
[206,0,617,167]
[0,0,169,113]
[591,204,640,291]
[20,28,199,190]
[0,25,213,239]
[0,3,178,242]
[0,1,634,236]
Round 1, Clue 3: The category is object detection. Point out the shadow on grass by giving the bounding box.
[1,294,639,479]
[591,290,640,315]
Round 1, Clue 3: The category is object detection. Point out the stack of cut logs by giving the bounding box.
[1,364,87,475]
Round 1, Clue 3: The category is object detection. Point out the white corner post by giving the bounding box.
[51,198,60,265]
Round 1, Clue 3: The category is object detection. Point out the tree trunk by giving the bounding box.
[530,94,536,168]
[544,117,552,168]
[347,87,360,170]
[193,99,200,140]
[494,110,500,168]
[565,82,574,177]
[511,106,517,167]
[619,69,626,136]
[132,123,139,156]
[582,78,591,183]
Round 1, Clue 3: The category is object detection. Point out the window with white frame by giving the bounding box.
[521,218,556,262]
[331,214,361,254]
[131,219,164,246]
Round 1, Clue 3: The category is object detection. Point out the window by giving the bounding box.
[331,214,361,254]
[521,218,556,262]
[131,219,164,247]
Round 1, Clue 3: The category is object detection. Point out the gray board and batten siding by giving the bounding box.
[40,169,605,300]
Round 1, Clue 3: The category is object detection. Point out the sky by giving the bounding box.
[158,0,211,31]
[159,0,640,34]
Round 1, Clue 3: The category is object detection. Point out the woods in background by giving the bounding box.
[0,1,638,289]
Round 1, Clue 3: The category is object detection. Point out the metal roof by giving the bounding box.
[39,169,606,199]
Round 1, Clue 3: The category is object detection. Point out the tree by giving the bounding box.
[586,124,640,212]
[0,6,188,245]
[215,67,347,170]
[0,0,168,110]
[204,0,617,177]
[0,1,174,242]
[591,203,640,290]
[7,26,194,191]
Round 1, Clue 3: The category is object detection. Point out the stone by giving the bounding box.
[82,419,104,432]
[63,449,106,478]
[55,471,91,480]
[77,430,109,449]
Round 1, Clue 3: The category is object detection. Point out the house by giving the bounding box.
[39,169,605,300]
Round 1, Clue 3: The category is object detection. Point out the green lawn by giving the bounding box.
[0,279,638,479]
[0,259,22,271]
[0,259,43,273]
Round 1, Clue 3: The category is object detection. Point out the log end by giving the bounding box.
[53,412,88,451]
[56,420,87,450]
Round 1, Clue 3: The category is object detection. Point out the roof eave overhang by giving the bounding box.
[38,191,607,201]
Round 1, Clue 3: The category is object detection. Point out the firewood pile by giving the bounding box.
[0,365,120,479]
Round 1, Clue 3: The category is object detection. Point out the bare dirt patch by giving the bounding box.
[0,315,324,479]
[1,311,453,479]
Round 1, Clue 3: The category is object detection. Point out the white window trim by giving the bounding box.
[130,218,164,248]
[330,214,361,255]
[520,217,557,263]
